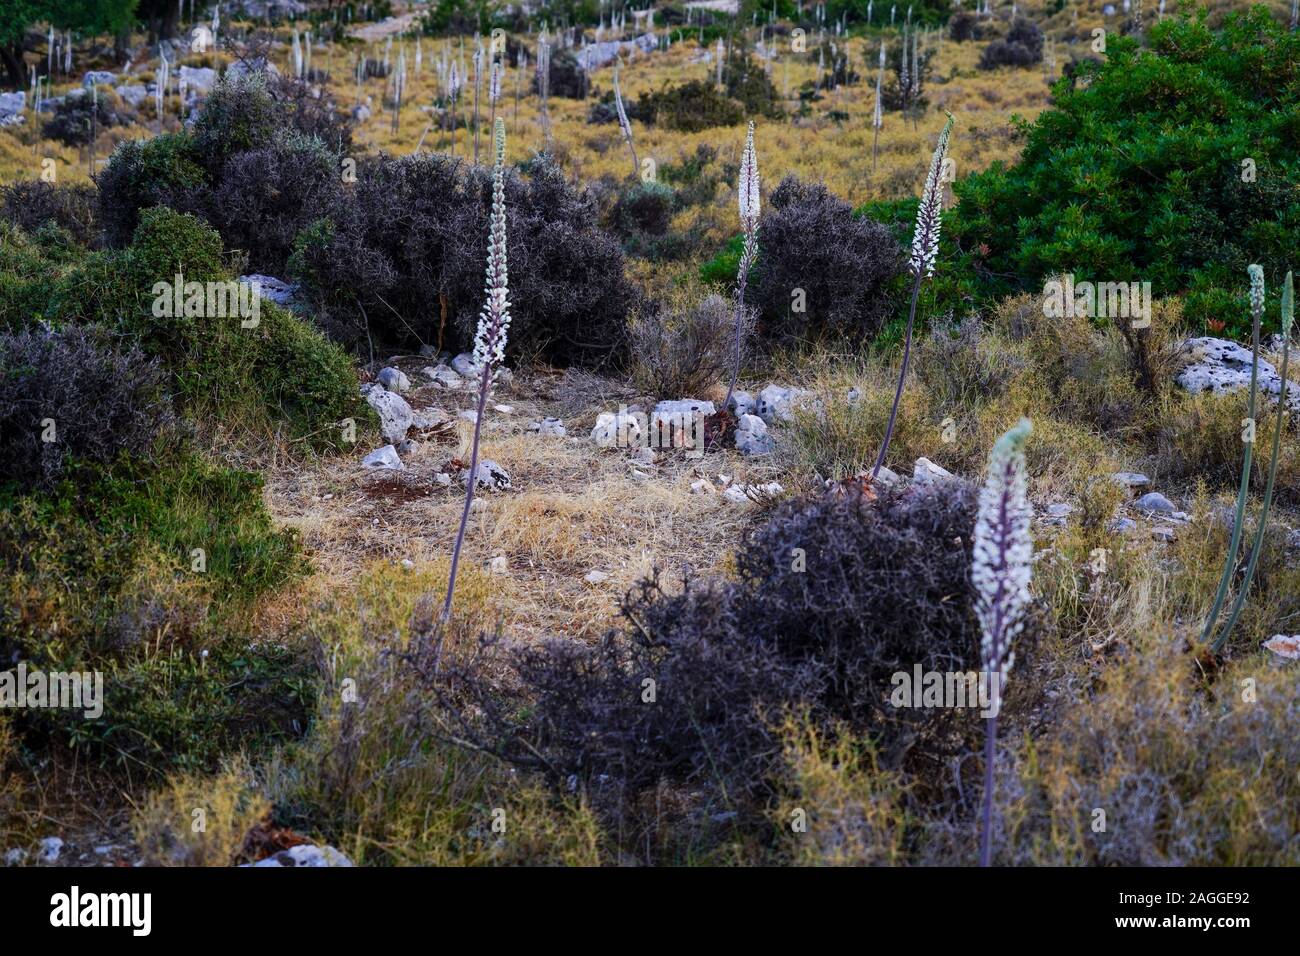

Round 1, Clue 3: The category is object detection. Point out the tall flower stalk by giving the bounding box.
[612,63,640,181]
[723,121,760,414]
[1211,269,1294,653]
[870,113,953,479]
[973,418,1034,868]
[1200,265,1265,647]
[443,118,511,621]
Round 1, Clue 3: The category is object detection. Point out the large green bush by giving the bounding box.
[949,8,1300,336]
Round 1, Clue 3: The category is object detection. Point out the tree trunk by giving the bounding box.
[1,42,26,89]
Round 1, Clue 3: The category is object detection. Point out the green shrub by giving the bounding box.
[0,454,311,773]
[632,80,744,133]
[97,134,208,247]
[949,9,1300,337]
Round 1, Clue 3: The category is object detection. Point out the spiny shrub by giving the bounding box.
[0,326,174,491]
[632,80,744,132]
[1,181,97,247]
[42,87,134,146]
[533,48,588,99]
[613,181,675,237]
[461,483,1014,831]
[628,290,746,398]
[949,10,983,41]
[978,18,1044,69]
[97,134,209,247]
[33,208,362,447]
[952,10,1300,335]
[98,71,348,272]
[722,52,783,118]
[291,152,634,368]
[210,133,343,274]
[746,176,903,343]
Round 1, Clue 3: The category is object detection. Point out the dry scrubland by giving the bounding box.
[2,0,1300,867]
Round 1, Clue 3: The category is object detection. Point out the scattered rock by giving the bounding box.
[1151,526,1177,543]
[248,844,353,867]
[734,413,773,456]
[1263,634,1300,661]
[401,558,415,570]
[0,92,25,127]
[1136,491,1176,514]
[490,555,508,574]
[913,457,956,484]
[178,65,217,93]
[592,410,643,448]
[39,837,63,864]
[433,472,452,486]
[466,459,511,490]
[1109,516,1137,534]
[650,399,715,449]
[115,84,148,108]
[690,478,713,494]
[1111,471,1150,489]
[1177,337,1300,413]
[584,569,610,584]
[726,390,754,417]
[528,417,566,437]
[424,364,463,388]
[722,481,785,504]
[361,445,404,470]
[450,352,478,377]
[239,273,299,308]
[756,384,803,424]
[83,71,117,87]
[631,445,657,466]
[376,366,411,393]
[494,404,513,414]
[4,848,27,866]
[458,409,478,424]
[362,383,414,443]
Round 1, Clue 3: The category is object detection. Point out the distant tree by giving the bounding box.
[0,1,137,88]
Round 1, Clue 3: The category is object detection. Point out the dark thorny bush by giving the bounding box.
[42,87,134,146]
[721,53,783,118]
[948,10,983,41]
[290,152,635,368]
[951,10,1300,337]
[0,325,174,491]
[96,133,209,248]
[631,80,745,132]
[209,133,343,274]
[534,48,589,99]
[746,176,903,343]
[614,181,674,237]
[628,291,746,398]
[978,19,1044,70]
[1,181,97,247]
[454,483,1021,829]
[98,70,352,272]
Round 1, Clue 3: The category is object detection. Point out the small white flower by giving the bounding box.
[908,113,954,278]
[738,121,760,224]
[973,418,1034,691]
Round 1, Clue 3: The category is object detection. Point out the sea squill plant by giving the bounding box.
[973,418,1033,868]
[870,113,953,479]
[443,117,512,622]
[612,62,639,180]
[1210,269,1294,654]
[1200,265,1265,649]
[723,121,760,413]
